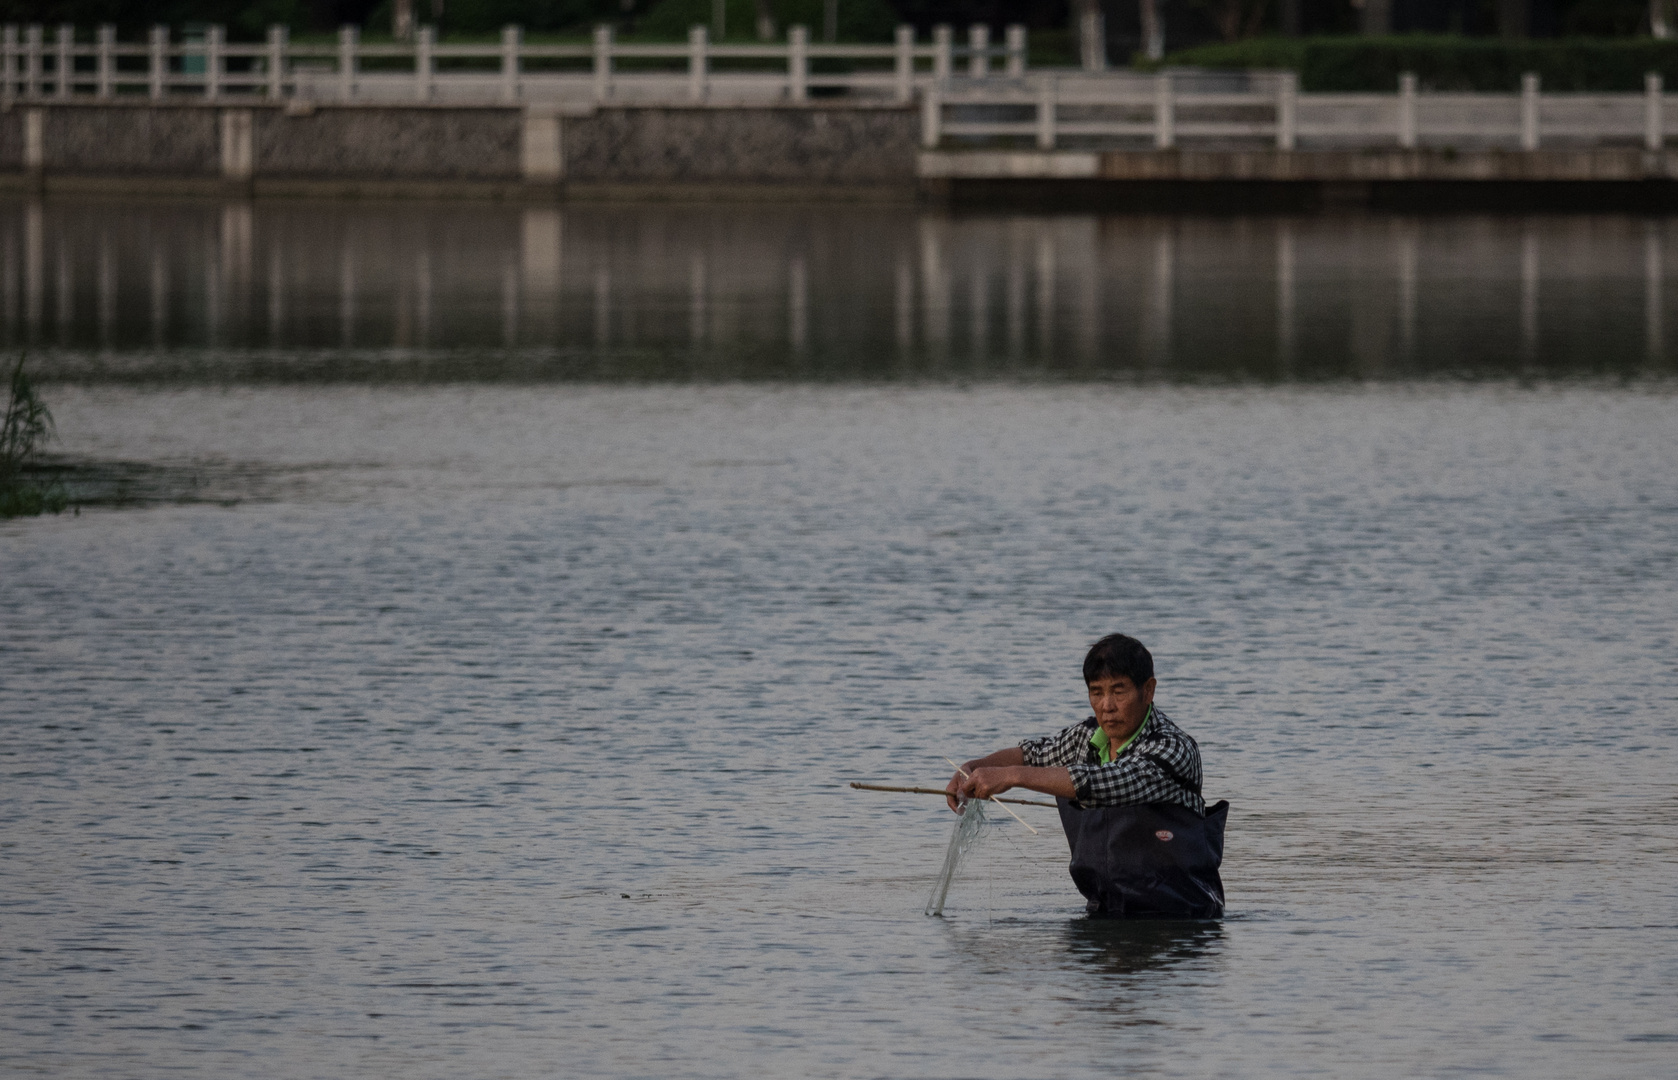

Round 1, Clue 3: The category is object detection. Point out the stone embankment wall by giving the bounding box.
[0,101,921,198]
[3,100,1676,207]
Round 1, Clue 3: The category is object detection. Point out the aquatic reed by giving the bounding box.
[0,357,68,518]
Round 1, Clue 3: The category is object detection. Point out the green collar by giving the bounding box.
[1090,705,1152,763]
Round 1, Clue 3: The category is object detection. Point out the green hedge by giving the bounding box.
[1155,36,1678,92]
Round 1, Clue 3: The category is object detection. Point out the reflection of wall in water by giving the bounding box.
[0,200,1671,380]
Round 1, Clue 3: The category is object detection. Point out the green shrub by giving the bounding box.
[0,483,68,518]
[1155,35,1678,92]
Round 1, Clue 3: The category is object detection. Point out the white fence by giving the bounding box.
[929,70,1678,151]
[7,23,1674,152]
[0,22,1026,106]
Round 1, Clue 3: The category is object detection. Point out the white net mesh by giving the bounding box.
[925,798,989,917]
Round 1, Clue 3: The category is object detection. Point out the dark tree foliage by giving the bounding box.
[0,0,1651,39]
[1163,34,1678,87]
[361,0,625,34]
[0,0,379,37]
[889,0,1070,31]
[633,0,900,40]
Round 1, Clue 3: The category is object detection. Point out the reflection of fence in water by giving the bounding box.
[0,202,1671,374]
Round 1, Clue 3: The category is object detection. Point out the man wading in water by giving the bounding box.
[945,634,1227,918]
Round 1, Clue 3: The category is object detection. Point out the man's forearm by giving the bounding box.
[962,749,1075,799]
[962,747,1025,772]
[949,751,1077,805]
[990,765,1076,801]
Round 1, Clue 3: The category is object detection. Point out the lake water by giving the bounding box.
[4,199,1677,382]
[2,199,1677,1079]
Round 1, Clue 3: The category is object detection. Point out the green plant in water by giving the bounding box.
[0,356,69,518]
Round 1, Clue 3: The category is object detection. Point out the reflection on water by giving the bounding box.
[947,917,1225,989]
[1060,918,1226,982]
[3,198,1675,382]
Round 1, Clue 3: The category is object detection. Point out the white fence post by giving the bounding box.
[1037,74,1056,149]
[267,24,286,99]
[55,24,71,99]
[1647,72,1664,151]
[501,24,520,102]
[1398,71,1417,148]
[1155,71,1174,149]
[1520,71,1539,151]
[689,24,707,103]
[969,24,988,79]
[205,25,223,100]
[415,25,433,101]
[921,80,940,147]
[1005,24,1026,77]
[338,24,358,101]
[789,25,807,103]
[933,25,951,83]
[97,23,114,98]
[1276,69,1296,150]
[1,26,14,107]
[25,24,41,99]
[593,24,612,102]
[894,25,913,103]
[149,25,166,99]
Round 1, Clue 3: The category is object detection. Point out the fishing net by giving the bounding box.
[925,798,989,917]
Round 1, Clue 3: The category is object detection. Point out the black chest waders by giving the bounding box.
[1055,799,1229,919]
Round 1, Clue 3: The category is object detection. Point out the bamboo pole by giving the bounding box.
[848,782,1056,809]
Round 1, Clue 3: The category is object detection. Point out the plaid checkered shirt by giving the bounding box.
[1018,706,1205,814]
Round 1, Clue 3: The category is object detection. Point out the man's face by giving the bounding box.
[1087,673,1157,744]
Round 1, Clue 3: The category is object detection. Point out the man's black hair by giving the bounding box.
[1082,634,1154,688]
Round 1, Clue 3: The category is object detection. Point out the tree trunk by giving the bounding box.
[1076,0,1106,70]
[1139,0,1163,61]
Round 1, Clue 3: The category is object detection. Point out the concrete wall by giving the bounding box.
[2,101,1666,205]
[0,101,920,194]
[564,106,918,185]
[0,110,25,171]
[253,107,523,181]
[43,107,221,175]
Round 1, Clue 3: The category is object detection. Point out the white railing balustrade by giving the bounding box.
[4,26,1672,155]
[0,21,1027,106]
[928,70,1677,152]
